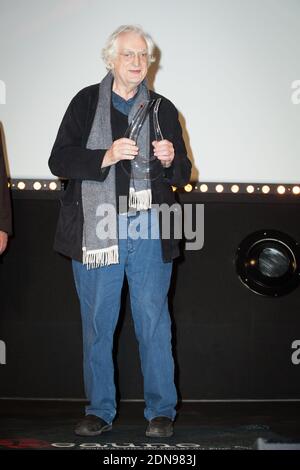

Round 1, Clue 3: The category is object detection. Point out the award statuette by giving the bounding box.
[122,98,165,181]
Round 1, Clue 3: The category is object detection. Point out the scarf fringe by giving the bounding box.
[82,245,119,270]
[129,188,152,210]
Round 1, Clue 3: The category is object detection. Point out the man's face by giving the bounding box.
[111,32,149,90]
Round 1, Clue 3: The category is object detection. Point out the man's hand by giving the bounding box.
[0,231,8,255]
[152,140,174,168]
[102,138,139,168]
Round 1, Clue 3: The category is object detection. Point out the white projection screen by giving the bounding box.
[0,0,300,182]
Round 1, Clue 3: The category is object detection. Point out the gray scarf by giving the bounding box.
[82,72,152,269]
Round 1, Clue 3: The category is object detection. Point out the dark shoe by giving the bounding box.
[146,416,174,437]
[74,414,112,436]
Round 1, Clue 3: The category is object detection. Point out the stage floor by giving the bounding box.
[0,400,300,450]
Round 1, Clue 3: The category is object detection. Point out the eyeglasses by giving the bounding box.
[119,51,149,63]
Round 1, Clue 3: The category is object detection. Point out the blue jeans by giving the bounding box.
[72,209,177,424]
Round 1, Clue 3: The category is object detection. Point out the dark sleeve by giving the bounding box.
[0,137,12,235]
[162,103,192,187]
[48,90,110,181]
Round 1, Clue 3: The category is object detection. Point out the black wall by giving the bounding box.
[0,191,300,400]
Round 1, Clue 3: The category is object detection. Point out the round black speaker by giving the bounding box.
[236,230,300,296]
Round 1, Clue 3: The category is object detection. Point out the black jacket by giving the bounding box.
[0,132,12,235]
[48,83,192,262]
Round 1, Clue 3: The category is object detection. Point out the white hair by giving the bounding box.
[102,25,156,70]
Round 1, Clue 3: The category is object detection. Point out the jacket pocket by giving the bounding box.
[56,201,80,244]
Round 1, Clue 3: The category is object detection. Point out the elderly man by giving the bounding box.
[0,132,12,255]
[49,25,191,438]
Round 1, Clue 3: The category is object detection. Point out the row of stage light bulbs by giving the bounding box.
[11,181,58,190]
[182,184,300,195]
[9,181,300,195]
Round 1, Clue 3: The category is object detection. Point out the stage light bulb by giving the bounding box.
[215,184,224,193]
[33,182,42,190]
[277,185,285,195]
[184,184,193,192]
[17,181,25,190]
[262,185,270,194]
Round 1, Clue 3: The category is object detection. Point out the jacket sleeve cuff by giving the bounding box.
[162,164,174,182]
[98,150,111,181]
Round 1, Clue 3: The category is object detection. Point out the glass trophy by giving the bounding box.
[153,98,163,142]
[121,98,164,181]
